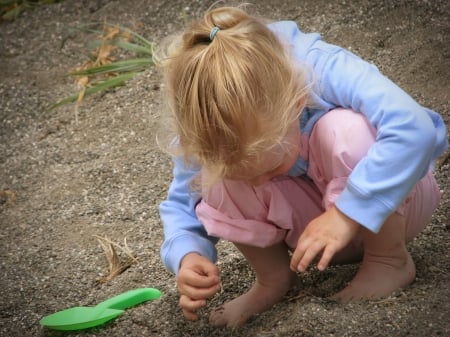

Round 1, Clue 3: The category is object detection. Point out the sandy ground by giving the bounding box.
[0,0,449,336]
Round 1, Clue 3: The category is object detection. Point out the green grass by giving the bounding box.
[0,0,62,20]
[0,1,156,111]
[50,23,154,111]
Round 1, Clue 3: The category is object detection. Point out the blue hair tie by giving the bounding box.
[209,26,220,41]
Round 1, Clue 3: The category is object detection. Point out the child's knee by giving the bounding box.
[403,171,441,241]
[309,108,376,179]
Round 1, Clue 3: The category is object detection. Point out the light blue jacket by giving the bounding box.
[159,21,448,274]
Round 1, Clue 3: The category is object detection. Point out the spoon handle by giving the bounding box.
[95,288,161,311]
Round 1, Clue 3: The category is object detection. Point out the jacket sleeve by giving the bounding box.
[159,157,218,275]
[307,42,447,232]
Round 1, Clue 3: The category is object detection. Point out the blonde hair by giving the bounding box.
[157,6,310,184]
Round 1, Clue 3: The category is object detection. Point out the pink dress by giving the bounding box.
[195,109,441,252]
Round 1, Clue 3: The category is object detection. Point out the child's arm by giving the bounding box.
[310,40,447,233]
[159,157,219,275]
[274,21,447,233]
[282,21,447,271]
[160,158,221,319]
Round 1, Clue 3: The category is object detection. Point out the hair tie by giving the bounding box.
[209,26,220,41]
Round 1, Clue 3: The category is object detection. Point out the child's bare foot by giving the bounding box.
[331,251,415,302]
[331,243,416,302]
[210,242,297,328]
[209,275,297,327]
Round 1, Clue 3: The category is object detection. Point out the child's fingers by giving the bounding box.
[180,281,220,300]
[290,240,305,271]
[296,240,325,272]
[180,294,206,311]
[179,267,219,288]
[201,260,220,278]
[180,255,220,288]
[317,244,337,271]
[179,295,205,320]
[182,309,199,321]
[178,268,220,299]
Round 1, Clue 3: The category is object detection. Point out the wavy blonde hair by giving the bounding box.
[157,5,310,184]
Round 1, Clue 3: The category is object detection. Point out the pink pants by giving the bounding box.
[196,109,441,252]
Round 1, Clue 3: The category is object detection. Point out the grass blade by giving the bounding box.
[48,72,137,111]
[51,21,155,111]
[106,23,154,50]
[70,58,153,76]
[110,40,152,55]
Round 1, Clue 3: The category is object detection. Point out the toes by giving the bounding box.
[329,292,351,303]
[209,306,227,327]
[328,285,359,303]
[209,305,249,328]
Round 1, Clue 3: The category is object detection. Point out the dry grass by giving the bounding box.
[50,22,154,116]
[94,235,138,283]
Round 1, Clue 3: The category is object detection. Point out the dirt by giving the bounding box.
[0,0,449,336]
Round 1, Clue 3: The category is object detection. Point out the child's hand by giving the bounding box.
[177,253,221,320]
[290,206,360,272]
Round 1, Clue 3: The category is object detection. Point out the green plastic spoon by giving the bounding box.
[40,288,161,331]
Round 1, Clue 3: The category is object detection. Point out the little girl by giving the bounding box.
[157,6,448,328]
